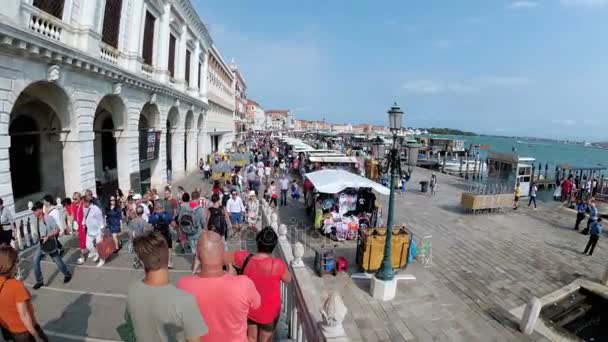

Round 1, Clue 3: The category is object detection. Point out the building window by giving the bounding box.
[168,34,176,78]
[198,62,202,89]
[185,50,191,85]
[33,0,64,19]
[101,0,122,48]
[141,11,155,65]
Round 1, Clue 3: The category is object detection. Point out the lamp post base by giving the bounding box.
[351,273,417,301]
[371,276,398,301]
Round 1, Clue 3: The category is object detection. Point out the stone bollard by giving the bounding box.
[270,212,278,225]
[602,268,608,286]
[271,221,278,231]
[292,242,305,268]
[320,291,348,338]
[520,297,542,335]
[279,224,288,241]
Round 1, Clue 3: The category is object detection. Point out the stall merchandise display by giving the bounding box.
[356,227,411,272]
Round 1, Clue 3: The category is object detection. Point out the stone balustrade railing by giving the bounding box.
[23,3,64,42]
[258,199,350,342]
[100,43,120,65]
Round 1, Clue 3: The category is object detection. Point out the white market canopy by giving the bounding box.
[305,169,390,195]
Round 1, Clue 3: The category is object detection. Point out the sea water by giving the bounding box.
[439,135,608,174]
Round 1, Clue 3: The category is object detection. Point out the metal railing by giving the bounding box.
[258,199,350,342]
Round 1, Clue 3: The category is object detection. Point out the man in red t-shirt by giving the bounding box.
[226,227,292,341]
[177,231,260,342]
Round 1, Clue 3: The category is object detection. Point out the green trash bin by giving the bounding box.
[419,181,429,193]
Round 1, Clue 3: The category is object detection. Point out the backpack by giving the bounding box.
[221,193,230,207]
[178,206,197,236]
[208,206,228,238]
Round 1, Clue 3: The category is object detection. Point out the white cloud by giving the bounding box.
[552,119,577,126]
[560,0,608,7]
[509,1,540,9]
[402,76,531,95]
[476,76,531,87]
[402,80,444,94]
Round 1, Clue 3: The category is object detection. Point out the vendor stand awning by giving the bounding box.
[305,169,390,195]
[309,156,359,164]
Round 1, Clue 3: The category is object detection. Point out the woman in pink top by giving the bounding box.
[227,226,292,342]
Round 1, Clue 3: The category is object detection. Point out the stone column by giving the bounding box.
[176,25,188,92]
[155,3,171,83]
[200,51,209,100]
[123,0,145,72]
[171,129,185,180]
[115,131,139,193]
[187,129,198,172]
[190,44,201,95]
[63,135,96,196]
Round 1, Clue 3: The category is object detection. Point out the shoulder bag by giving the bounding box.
[37,215,58,255]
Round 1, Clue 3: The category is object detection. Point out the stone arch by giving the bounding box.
[138,102,163,192]
[8,81,71,211]
[93,94,126,199]
[184,110,194,172]
[165,106,180,180]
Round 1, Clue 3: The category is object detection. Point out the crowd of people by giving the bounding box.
[0,134,306,341]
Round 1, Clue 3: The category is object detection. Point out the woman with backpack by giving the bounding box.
[225,227,292,342]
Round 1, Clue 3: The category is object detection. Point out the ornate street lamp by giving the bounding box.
[375,103,404,281]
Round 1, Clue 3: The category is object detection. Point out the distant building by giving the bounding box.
[352,124,372,133]
[331,123,353,133]
[265,109,290,130]
[246,99,265,131]
[230,59,247,136]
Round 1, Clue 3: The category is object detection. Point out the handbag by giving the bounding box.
[96,231,116,260]
[37,216,58,255]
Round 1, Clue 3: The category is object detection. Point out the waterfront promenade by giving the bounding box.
[277,167,606,341]
[12,168,607,341]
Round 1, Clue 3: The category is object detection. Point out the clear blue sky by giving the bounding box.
[194,0,608,140]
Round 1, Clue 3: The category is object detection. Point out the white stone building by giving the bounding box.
[0,0,235,215]
[246,99,265,131]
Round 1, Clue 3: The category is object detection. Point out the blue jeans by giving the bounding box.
[33,247,71,283]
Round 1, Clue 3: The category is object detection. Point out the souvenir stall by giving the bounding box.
[305,169,390,242]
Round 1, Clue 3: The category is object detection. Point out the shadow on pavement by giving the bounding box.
[44,293,92,337]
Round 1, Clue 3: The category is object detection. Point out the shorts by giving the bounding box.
[156,228,173,249]
[0,229,13,246]
[230,212,243,225]
[108,225,121,234]
[248,316,279,332]
[514,196,520,202]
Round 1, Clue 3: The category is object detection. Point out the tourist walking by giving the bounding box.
[227,190,246,239]
[574,199,587,231]
[527,183,538,209]
[0,198,14,247]
[584,200,599,234]
[127,206,146,268]
[107,196,122,251]
[269,181,278,207]
[246,191,259,231]
[583,218,602,256]
[280,175,289,206]
[178,192,203,254]
[133,194,150,222]
[31,201,71,290]
[80,196,108,267]
[513,182,522,210]
[0,245,49,341]
[226,227,292,342]
[291,180,301,205]
[177,231,261,342]
[400,174,407,195]
[148,201,175,269]
[127,231,208,342]
[430,174,437,196]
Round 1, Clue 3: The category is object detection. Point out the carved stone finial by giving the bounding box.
[47,64,60,82]
[27,201,33,210]
[292,242,304,267]
[320,292,348,338]
[56,197,62,206]
[113,83,122,95]
[271,221,278,231]
[278,224,287,241]
[270,212,278,224]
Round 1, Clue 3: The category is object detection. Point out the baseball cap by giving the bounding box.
[133,194,142,200]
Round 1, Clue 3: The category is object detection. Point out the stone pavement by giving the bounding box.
[275,167,607,341]
[11,168,606,341]
[10,171,260,342]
